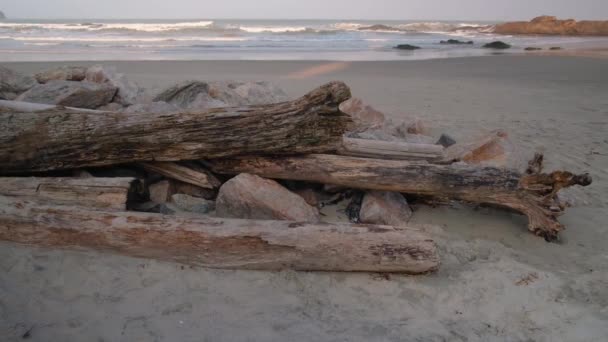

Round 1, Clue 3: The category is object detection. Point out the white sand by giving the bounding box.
[1,56,608,341]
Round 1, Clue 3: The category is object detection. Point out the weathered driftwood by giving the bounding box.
[208,153,592,241]
[140,162,221,189]
[0,82,352,174]
[339,137,444,161]
[0,195,439,273]
[0,177,139,210]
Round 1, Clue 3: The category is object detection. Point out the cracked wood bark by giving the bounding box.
[339,137,444,161]
[0,195,439,273]
[208,153,592,241]
[0,177,139,210]
[0,81,352,174]
[139,162,221,190]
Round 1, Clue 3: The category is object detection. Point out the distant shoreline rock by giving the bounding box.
[494,15,608,36]
[393,44,421,50]
[482,41,511,49]
[440,39,474,45]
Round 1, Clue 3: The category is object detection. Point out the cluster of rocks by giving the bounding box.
[0,65,289,113]
[494,15,608,36]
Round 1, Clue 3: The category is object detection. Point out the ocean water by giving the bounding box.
[0,19,606,61]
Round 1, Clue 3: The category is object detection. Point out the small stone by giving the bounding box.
[170,194,215,214]
[406,118,430,135]
[149,180,173,204]
[359,191,412,226]
[436,133,457,148]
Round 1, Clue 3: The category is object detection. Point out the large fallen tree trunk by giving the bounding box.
[0,195,439,273]
[208,153,592,241]
[0,177,139,210]
[338,137,444,161]
[0,82,352,174]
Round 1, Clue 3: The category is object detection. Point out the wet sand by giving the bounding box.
[1,56,608,341]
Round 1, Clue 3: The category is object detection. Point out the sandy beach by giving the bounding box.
[1,55,608,341]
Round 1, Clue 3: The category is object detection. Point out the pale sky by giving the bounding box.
[1,0,607,21]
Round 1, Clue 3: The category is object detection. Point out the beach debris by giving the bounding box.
[154,80,289,110]
[360,191,413,226]
[394,44,421,50]
[0,66,37,100]
[16,80,117,109]
[35,66,87,84]
[339,97,386,132]
[216,173,320,221]
[482,41,512,49]
[440,39,474,45]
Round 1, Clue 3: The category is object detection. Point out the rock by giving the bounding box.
[440,39,474,45]
[35,66,87,84]
[443,129,528,170]
[293,188,319,207]
[154,80,289,110]
[494,16,608,36]
[339,97,386,132]
[549,46,563,50]
[524,47,542,51]
[394,44,421,50]
[0,67,37,99]
[170,194,215,214]
[173,181,216,200]
[406,118,431,135]
[216,173,320,221]
[359,191,412,226]
[122,101,180,114]
[96,102,124,112]
[16,80,117,109]
[482,41,511,49]
[85,65,142,105]
[436,133,457,148]
[149,180,174,204]
[359,24,400,32]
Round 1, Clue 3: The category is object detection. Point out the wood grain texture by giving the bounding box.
[0,177,138,210]
[0,81,352,174]
[339,137,444,161]
[208,153,592,241]
[0,195,439,273]
[140,162,221,189]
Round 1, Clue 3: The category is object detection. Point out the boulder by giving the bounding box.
[170,194,215,214]
[494,16,608,36]
[35,66,87,84]
[394,44,421,50]
[216,173,320,221]
[440,39,474,45]
[359,191,412,226]
[482,41,511,49]
[85,65,142,105]
[0,67,36,100]
[339,97,386,132]
[16,80,117,109]
[122,101,180,114]
[154,80,289,110]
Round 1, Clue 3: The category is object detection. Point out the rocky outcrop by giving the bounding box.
[16,80,117,109]
[482,41,511,49]
[359,191,412,226]
[0,67,37,100]
[85,65,143,106]
[494,16,608,36]
[35,66,87,84]
[154,80,289,110]
[339,97,386,132]
[440,39,473,45]
[394,44,421,50]
[216,173,320,222]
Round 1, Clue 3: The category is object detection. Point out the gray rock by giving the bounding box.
[394,44,421,50]
[436,133,457,148]
[85,65,143,105]
[122,101,180,114]
[339,97,386,132]
[35,66,87,84]
[216,173,320,221]
[0,67,37,99]
[359,191,412,226]
[16,80,117,109]
[482,41,511,49]
[170,194,215,214]
[149,180,173,204]
[154,80,289,110]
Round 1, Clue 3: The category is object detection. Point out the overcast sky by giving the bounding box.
[2,0,607,21]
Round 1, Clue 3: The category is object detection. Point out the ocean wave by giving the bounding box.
[0,21,215,32]
[0,35,247,42]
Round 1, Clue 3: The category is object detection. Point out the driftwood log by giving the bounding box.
[0,195,439,273]
[338,137,444,161]
[0,177,139,210]
[140,162,221,189]
[208,153,591,241]
[0,82,352,174]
